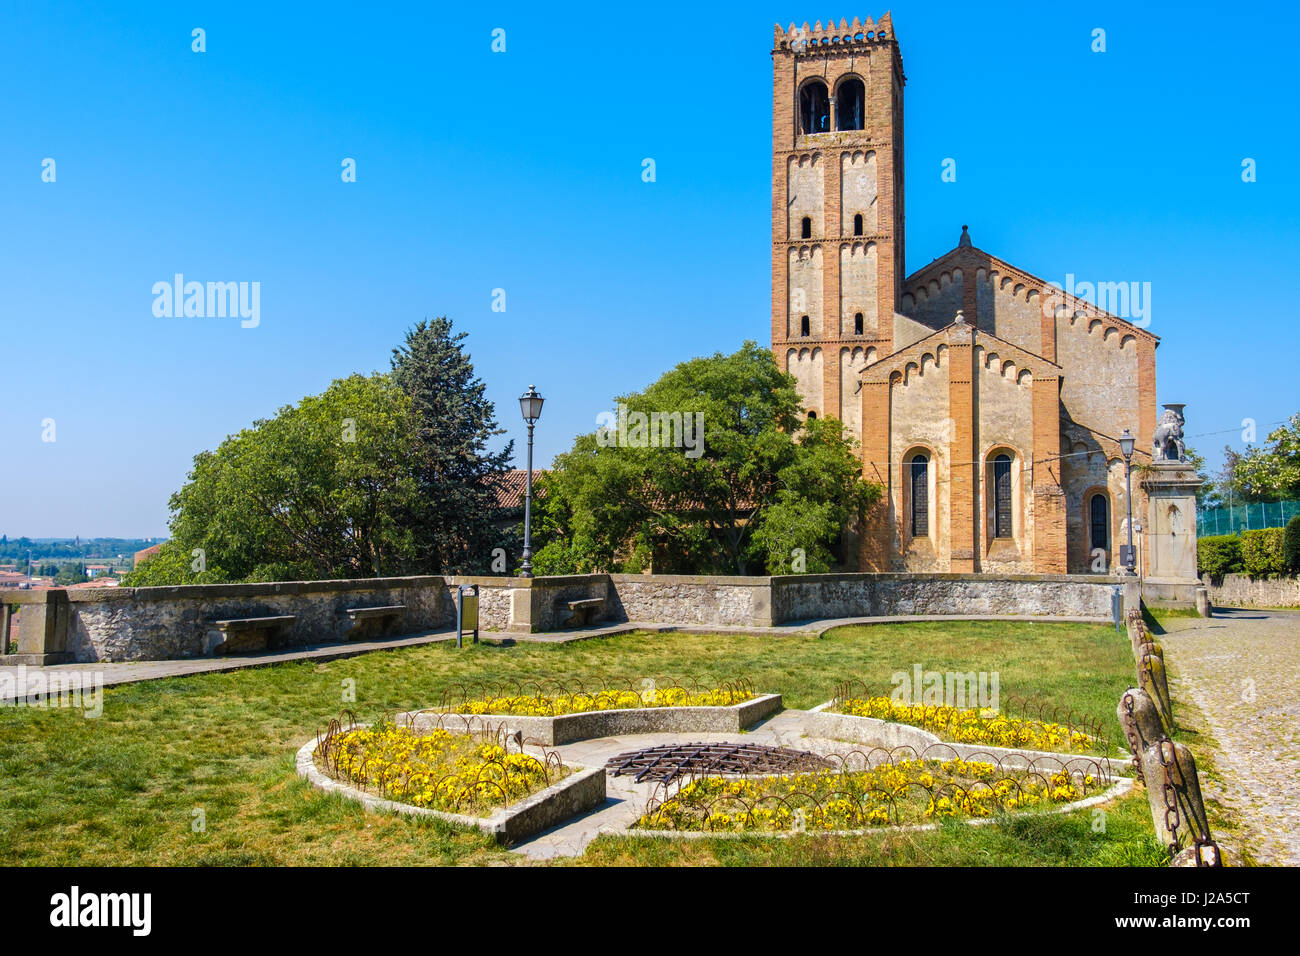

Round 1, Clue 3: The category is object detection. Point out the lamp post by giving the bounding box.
[1119,428,1136,575]
[517,385,545,578]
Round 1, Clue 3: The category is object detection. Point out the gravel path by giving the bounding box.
[1162,607,1300,866]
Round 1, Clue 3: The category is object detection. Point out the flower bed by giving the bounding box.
[636,758,1101,832]
[833,696,1096,753]
[451,685,752,717]
[314,721,568,817]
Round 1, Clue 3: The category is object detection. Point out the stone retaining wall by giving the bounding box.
[1200,573,1300,609]
[64,577,456,661]
[608,574,774,628]
[772,573,1118,621]
[3,570,1122,663]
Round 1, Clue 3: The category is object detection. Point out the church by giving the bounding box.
[770,14,1158,575]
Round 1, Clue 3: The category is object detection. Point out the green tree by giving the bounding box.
[390,318,514,574]
[124,373,420,585]
[1183,445,1220,508]
[533,341,880,575]
[1226,414,1300,500]
[54,562,88,585]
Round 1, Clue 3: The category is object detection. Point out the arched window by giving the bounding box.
[800,81,829,134]
[1090,494,1110,552]
[910,455,929,537]
[993,454,1012,538]
[836,77,865,131]
[853,213,864,236]
[807,411,817,420]
[854,312,864,335]
[800,315,810,336]
[801,217,812,239]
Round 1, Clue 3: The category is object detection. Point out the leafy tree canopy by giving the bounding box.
[533,341,880,575]
[1222,414,1300,501]
[124,373,420,585]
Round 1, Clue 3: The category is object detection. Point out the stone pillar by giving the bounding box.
[1142,460,1204,604]
[8,590,72,665]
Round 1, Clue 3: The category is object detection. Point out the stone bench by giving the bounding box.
[558,597,603,628]
[344,604,406,640]
[209,615,296,655]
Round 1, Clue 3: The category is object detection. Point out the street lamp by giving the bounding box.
[518,385,545,578]
[1119,428,1136,575]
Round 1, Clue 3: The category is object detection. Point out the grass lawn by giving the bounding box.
[0,620,1158,866]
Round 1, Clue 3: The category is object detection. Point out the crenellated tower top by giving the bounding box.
[772,13,898,54]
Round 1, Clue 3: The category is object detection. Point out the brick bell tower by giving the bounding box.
[771,14,905,446]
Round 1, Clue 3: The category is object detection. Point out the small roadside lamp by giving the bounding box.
[1119,429,1137,574]
[518,385,545,578]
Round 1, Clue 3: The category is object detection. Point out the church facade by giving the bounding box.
[770,15,1157,574]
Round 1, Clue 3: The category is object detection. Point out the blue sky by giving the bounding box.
[1,0,1296,538]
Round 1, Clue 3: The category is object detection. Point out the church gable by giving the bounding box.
[899,227,1159,360]
[862,319,1061,386]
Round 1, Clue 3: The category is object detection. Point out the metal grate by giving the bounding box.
[605,742,833,785]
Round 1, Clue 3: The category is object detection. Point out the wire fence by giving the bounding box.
[1197,500,1300,537]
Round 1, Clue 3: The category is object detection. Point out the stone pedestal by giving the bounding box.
[1141,461,1204,609]
[1,589,73,666]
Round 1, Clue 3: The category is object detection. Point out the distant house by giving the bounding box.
[133,544,162,567]
[491,469,547,534]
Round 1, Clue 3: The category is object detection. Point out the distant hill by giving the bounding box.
[0,537,166,561]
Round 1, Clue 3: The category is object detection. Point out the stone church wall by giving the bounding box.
[889,351,951,571]
[974,350,1036,572]
[1055,313,1140,440]
[787,245,824,337]
[839,150,878,234]
[786,346,824,417]
[839,345,877,443]
[839,241,878,333]
[786,153,823,239]
[986,272,1043,353]
[901,269,962,330]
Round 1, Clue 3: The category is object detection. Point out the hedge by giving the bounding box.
[1197,534,1243,578]
[1240,528,1288,576]
[1284,516,1300,572]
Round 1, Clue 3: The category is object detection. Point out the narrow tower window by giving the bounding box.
[854,312,864,335]
[1090,493,1110,553]
[836,77,865,131]
[801,217,812,239]
[800,315,810,336]
[910,455,929,537]
[993,454,1012,538]
[799,81,830,135]
[853,213,864,236]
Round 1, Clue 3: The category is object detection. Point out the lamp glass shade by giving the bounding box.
[1119,429,1135,459]
[519,386,544,423]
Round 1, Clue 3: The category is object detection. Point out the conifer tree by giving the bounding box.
[391,317,514,573]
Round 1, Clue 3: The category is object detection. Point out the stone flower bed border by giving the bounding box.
[401,693,784,746]
[802,701,1130,775]
[627,774,1134,841]
[294,734,606,844]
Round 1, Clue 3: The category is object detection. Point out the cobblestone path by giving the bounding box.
[1163,608,1300,866]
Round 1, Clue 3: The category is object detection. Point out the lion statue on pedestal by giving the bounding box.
[1152,405,1186,462]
